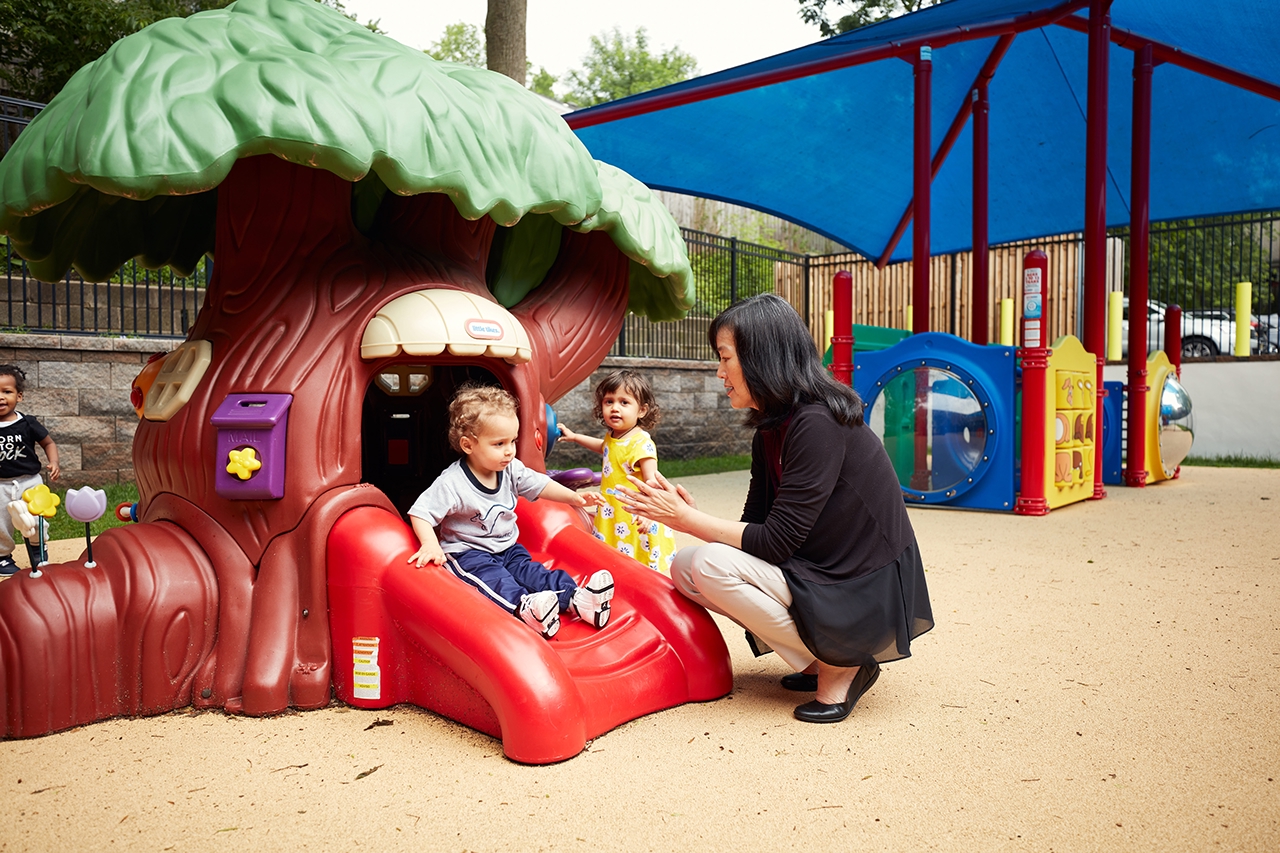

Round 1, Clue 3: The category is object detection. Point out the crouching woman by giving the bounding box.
[617,294,933,723]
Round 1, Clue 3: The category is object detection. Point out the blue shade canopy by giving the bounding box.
[567,0,1280,262]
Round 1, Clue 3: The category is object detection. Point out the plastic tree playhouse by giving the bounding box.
[0,0,731,763]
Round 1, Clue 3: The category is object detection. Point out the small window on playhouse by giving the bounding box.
[375,366,434,397]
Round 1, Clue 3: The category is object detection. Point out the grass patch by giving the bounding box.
[1182,454,1280,469]
[660,454,753,478]
[550,453,753,478]
[45,483,140,541]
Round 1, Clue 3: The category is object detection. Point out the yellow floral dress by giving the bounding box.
[596,428,677,573]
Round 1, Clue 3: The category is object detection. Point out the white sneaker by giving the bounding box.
[518,590,561,639]
[570,570,615,629]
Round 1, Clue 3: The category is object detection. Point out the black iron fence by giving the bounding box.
[0,95,42,157]
[2,240,208,338]
[612,230,811,361]
[1113,212,1280,354]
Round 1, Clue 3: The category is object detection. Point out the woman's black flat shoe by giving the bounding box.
[793,662,880,723]
[780,672,819,692]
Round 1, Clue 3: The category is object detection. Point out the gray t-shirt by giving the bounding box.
[407,457,551,554]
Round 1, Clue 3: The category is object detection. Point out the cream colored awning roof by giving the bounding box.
[361,289,533,363]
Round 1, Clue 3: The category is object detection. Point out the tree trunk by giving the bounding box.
[485,0,527,85]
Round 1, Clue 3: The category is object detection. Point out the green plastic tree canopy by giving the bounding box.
[0,0,693,320]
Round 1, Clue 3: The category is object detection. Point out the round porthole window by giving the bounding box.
[865,361,996,503]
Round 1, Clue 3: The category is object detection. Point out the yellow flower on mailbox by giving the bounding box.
[227,447,263,481]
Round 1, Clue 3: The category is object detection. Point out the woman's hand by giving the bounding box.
[614,472,693,531]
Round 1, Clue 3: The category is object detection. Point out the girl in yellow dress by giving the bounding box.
[558,369,678,573]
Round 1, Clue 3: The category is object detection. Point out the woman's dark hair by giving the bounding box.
[594,369,660,431]
[0,364,27,392]
[708,293,863,430]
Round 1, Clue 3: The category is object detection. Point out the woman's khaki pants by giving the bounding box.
[671,543,816,673]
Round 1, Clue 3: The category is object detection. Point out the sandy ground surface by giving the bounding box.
[1,465,1277,852]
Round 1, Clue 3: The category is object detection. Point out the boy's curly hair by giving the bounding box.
[0,364,28,392]
[448,384,518,451]
[593,369,660,431]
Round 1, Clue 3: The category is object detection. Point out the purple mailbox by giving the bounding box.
[210,393,293,500]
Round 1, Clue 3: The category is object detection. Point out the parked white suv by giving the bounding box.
[1120,298,1241,359]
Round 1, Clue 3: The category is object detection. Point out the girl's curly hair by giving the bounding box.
[0,364,28,393]
[593,369,660,431]
[447,384,518,451]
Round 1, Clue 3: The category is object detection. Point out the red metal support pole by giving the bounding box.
[1083,0,1111,500]
[911,367,931,491]
[912,46,933,334]
[1124,43,1153,488]
[831,270,854,386]
[972,81,991,345]
[875,34,1015,271]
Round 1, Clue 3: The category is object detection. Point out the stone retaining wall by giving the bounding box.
[0,333,179,487]
[545,356,752,469]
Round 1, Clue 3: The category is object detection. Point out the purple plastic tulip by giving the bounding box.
[66,487,108,569]
[66,487,108,523]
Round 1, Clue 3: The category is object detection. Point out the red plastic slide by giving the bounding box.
[327,500,733,764]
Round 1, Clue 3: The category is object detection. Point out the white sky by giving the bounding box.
[339,0,822,82]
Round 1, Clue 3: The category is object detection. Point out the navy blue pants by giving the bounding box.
[446,544,577,615]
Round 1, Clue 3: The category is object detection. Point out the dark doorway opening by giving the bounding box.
[361,363,503,517]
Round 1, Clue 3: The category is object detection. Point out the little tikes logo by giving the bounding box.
[466,319,503,340]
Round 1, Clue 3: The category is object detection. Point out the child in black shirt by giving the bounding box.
[0,365,60,575]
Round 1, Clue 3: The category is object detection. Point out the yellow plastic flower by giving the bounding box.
[22,484,61,518]
[227,447,262,481]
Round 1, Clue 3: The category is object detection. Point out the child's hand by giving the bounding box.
[557,424,578,444]
[578,491,604,508]
[408,544,446,568]
[46,461,60,482]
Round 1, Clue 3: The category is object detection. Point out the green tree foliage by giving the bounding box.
[317,0,383,34]
[563,27,697,108]
[0,0,379,103]
[688,238,781,316]
[797,0,944,38]
[528,66,558,99]
[425,21,485,67]
[1137,214,1280,313]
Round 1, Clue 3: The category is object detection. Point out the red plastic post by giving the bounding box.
[1021,250,1048,348]
[1015,249,1051,514]
[1014,345,1050,515]
[1165,304,1182,376]
[1124,44,1153,488]
[831,270,854,386]
[912,46,932,335]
